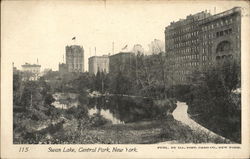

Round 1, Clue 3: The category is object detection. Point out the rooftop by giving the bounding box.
[165,7,241,29]
[89,55,109,59]
[21,63,41,67]
[110,52,135,57]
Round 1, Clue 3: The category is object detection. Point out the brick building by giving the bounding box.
[66,45,84,72]
[165,7,241,85]
[88,55,109,75]
[109,52,135,74]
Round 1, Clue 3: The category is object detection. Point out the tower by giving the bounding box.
[65,45,84,72]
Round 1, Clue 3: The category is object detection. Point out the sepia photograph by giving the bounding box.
[1,0,250,158]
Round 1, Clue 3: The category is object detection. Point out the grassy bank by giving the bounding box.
[15,115,229,144]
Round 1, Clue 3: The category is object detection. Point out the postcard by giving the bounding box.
[1,0,250,158]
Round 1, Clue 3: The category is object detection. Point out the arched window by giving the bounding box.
[216,41,231,53]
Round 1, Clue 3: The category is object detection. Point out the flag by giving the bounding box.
[72,37,76,40]
[122,45,128,50]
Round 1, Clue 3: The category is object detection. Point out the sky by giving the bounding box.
[1,0,245,71]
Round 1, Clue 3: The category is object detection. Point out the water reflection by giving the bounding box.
[52,93,79,109]
[89,107,125,124]
[53,93,167,124]
[86,96,159,124]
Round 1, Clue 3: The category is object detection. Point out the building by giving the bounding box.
[198,8,241,64]
[88,55,109,75]
[165,7,241,85]
[109,52,135,74]
[66,45,84,72]
[148,39,165,54]
[21,63,41,80]
[12,62,18,74]
[58,63,68,75]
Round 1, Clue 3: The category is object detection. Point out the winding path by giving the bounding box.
[172,101,232,143]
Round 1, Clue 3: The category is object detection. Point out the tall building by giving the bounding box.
[109,52,135,74]
[21,63,41,80]
[165,7,241,85]
[66,45,84,72]
[88,55,109,75]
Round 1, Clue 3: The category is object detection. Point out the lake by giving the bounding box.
[53,93,169,124]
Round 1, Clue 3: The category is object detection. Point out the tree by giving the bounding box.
[186,59,241,143]
[94,70,102,92]
[220,60,240,92]
[13,73,22,105]
[44,94,55,106]
[21,81,42,109]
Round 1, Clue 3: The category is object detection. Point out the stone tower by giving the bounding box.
[65,45,84,72]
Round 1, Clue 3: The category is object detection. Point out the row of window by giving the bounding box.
[202,18,234,31]
[216,28,233,37]
[167,39,199,50]
[201,47,211,54]
[169,47,199,54]
[201,41,213,47]
[169,28,233,50]
[202,33,217,40]
[169,55,209,66]
[166,24,197,37]
[169,54,200,61]
[167,30,199,39]
[176,70,192,75]
[167,15,239,38]
[178,76,187,82]
[172,61,200,68]
[69,64,83,68]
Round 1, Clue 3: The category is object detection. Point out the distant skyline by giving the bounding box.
[2,0,244,71]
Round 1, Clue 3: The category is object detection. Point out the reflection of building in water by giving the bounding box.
[88,55,109,75]
[165,7,241,85]
[21,62,41,80]
[88,107,124,124]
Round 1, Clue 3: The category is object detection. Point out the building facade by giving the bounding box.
[66,45,84,72]
[21,63,41,80]
[59,63,68,75]
[165,7,241,85]
[198,8,241,65]
[88,55,109,75]
[109,52,135,74]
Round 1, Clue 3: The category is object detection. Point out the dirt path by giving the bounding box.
[172,101,232,143]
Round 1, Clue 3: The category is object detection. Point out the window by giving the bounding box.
[220,31,224,36]
[221,21,223,26]
[216,32,219,37]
